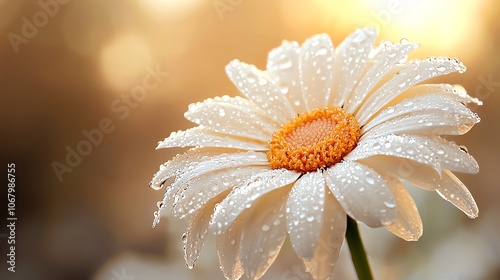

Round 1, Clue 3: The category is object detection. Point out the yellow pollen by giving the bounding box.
[267,107,360,173]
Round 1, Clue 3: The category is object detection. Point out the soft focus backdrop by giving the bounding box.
[1,0,499,279]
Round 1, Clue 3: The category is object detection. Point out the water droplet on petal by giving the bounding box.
[315,47,328,56]
[436,65,447,72]
[384,201,396,208]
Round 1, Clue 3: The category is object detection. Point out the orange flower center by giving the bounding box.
[267,107,360,173]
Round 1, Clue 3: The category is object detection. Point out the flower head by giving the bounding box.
[150,27,481,280]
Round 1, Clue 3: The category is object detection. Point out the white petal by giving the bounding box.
[287,170,326,259]
[360,157,479,218]
[344,40,419,114]
[359,156,440,191]
[383,175,423,241]
[356,57,467,125]
[325,161,396,227]
[362,94,479,135]
[329,27,378,107]
[346,134,441,174]
[239,187,289,279]
[151,148,227,226]
[210,169,300,234]
[157,126,268,151]
[303,192,346,279]
[363,111,478,138]
[226,60,296,124]
[185,96,277,141]
[385,84,482,108]
[164,152,269,219]
[216,212,246,280]
[149,148,223,190]
[173,166,268,219]
[436,170,478,218]
[299,34,335,110]
[184,191,227,268]
[267,40,307,113]
[419,136,479,174]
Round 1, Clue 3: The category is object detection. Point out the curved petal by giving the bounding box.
[384,84,482,108]
[344,40,419,114]
[267,40,307,113]
[185,96,277,141]
[383,175,423,241]
[358,155,440,191]
[325,161,396,227]
[345,134,441,175]
[184,190,229,268]
[362,111,478,139]
[151,148,230,226]
[239,186,289,279]
[216,211,247,280]
[173,166,268,219]
[303,191,346,279]
[359,135,479,175]
[436,170,478,218]
[299,34,335,111]
[420,136,479,173]
[356,57,467,125]
[158,151,269,223]
[360,157,478,218]
[287,170,326,259]
[149,148,223,190]
[226,60,296,124]
[157,126,268,151]
[210,169,300,235]
[329,27,378,107]
[362,94,479,135]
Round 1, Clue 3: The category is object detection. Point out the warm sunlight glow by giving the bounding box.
[100,33,152,91]
[138,0,202,20]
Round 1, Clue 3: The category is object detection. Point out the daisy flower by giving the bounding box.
[149,27,481,280]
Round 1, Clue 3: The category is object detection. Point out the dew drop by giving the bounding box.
[459,145,469,153]
[315,47,328,56]
[230,239,236,245]
[306,216,315,222]
[181,232,188,243]
[262,224,270,232]
[353,31,367,43]
[274,55,293,70]
[384,201,396,208]
[366,177,375,185]
[279,83,289,94]
[436,65,447,72]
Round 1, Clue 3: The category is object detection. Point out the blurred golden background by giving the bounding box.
[0,0,499,279]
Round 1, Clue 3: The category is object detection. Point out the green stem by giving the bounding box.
[346,216,373,280]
